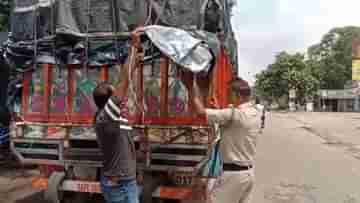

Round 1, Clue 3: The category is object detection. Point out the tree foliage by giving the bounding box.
[255,52,319,103]
[307,26,360,89]
[0,0,11,31]
[255,26,360,104]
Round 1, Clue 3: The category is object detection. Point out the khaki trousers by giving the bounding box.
[210,169,255,203]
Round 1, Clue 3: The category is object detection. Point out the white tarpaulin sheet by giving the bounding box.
[144,25,213,73]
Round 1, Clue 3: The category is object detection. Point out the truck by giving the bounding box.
[4,0,238,202]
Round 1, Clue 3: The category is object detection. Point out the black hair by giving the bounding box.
[93,82,114,110]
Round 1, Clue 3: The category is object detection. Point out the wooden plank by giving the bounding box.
[100,65,108,81]
[160,56,169,118]
[16,148,59,155]
[43,64,51,120]
[22,68,48,122]
[67,65,75,119]
[69,65,102,124]
[20,157,63,166]
[22,71,31,119]
[47,65,71,122]
[12,138,63,144]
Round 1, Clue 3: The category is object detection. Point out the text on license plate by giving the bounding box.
[61,180,101,193]
[171,172,193,186]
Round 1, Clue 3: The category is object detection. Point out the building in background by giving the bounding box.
[317,81,360,112]
[317,89,355,112]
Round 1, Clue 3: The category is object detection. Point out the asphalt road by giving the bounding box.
[2,112,360,203]
[254,112,360,203]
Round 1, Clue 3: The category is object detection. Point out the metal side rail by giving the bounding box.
[11,138,64,166]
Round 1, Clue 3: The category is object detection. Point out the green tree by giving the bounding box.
[0,0,11,31]
[307,26,360,89]
[255,69,285,101]
[255,52,319,104]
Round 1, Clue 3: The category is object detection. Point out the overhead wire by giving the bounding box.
[111,0,121,65]
[50,0,60,79]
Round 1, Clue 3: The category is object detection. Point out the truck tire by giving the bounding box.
[44,171,66,203]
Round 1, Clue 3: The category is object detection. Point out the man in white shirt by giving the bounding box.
[184,76,264,203]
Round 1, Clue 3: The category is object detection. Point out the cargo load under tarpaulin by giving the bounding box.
[7,0,237,70]
[4,0,238,120]
[11,0,227,38]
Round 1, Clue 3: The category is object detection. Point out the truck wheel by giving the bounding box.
[44,171,66,203]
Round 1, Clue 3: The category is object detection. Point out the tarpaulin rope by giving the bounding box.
[144,0,153,26]
[145,0,165,26]
[50,0,61,78]
[111,0,117,33]
[110,0,121,65]
[51,0,56,62]
[127,44,141,120]
[32,0,39,71]
[154,1,166,25]
[84,0,90,76]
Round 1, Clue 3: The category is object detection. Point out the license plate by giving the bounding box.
[61,180,101,193]
[171,172,193,186]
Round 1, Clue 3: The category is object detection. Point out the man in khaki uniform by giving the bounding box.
[185,77,264,203]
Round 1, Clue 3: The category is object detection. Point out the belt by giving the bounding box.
[223,163,252,171]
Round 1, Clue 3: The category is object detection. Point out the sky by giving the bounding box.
[231,0,360,84]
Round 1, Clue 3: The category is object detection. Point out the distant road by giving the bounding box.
[254,112,360,203]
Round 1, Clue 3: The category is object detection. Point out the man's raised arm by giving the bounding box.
[113,28,144,98]
[181,72,233,125]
